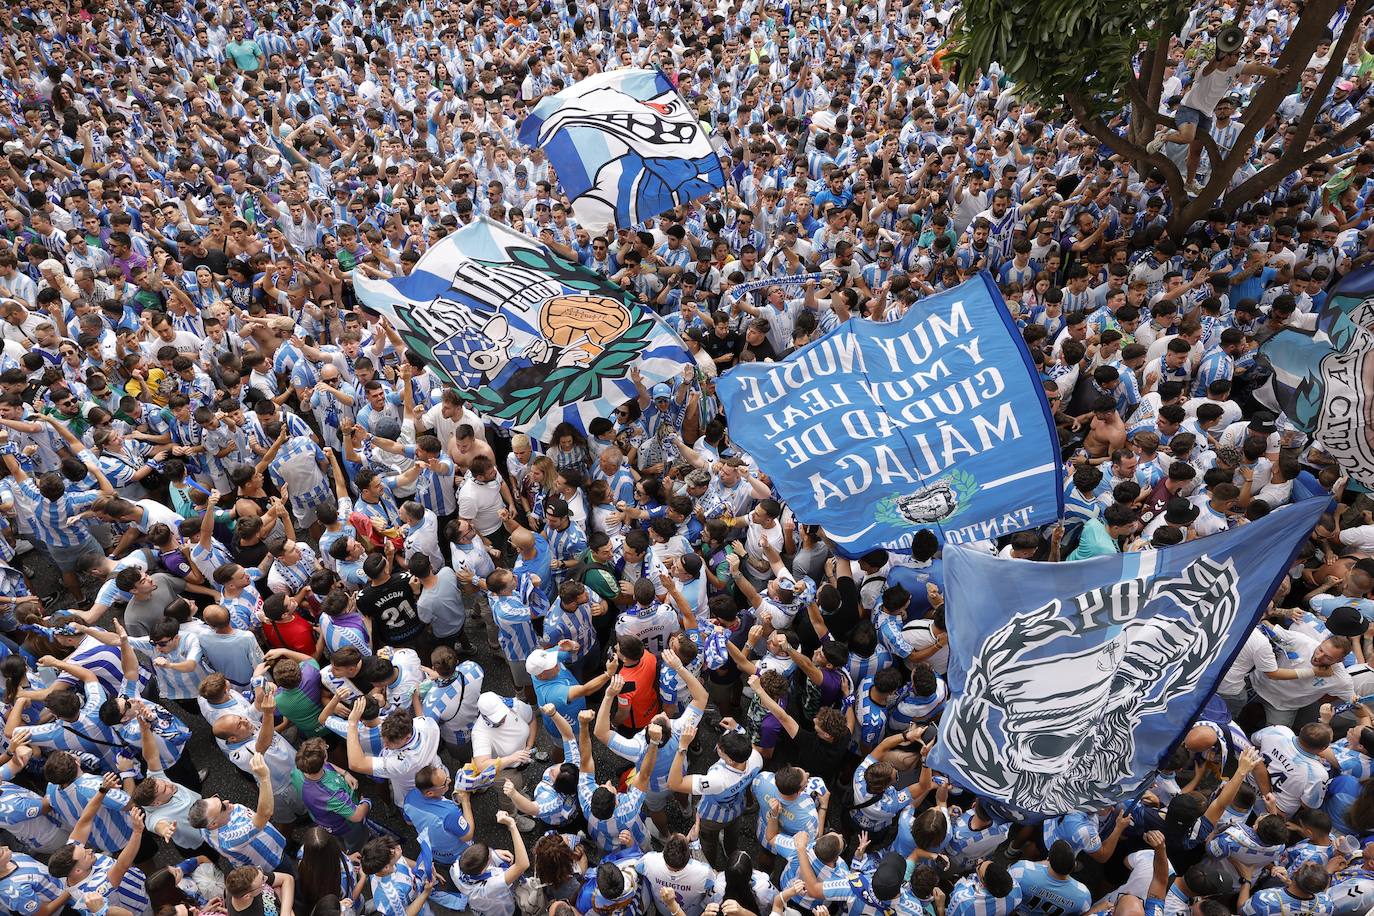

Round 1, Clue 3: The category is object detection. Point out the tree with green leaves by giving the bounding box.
[946,0,1374,235]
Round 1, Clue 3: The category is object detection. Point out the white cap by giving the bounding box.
[525,648,560,678]
[477,693,509,727]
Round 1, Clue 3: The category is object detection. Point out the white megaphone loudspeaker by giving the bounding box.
[1215,25,1245,57]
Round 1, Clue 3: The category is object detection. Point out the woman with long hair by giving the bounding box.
[532,833,587,905]
[722,850,773,914]
[296,827,357,912]
[550,422,591,474]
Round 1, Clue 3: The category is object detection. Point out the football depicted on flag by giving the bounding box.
[539,295,634,357]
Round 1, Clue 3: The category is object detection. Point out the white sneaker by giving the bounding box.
[1185,179,1203,195]
[1146,134,1167,154]
[12,539,33,557]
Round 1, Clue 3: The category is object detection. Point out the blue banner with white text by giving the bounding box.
[715,272,1062,556]
[927,492,1327,818]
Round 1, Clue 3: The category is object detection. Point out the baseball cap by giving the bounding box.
[1187,861,1234,897]
[651,383,672,400]
[1164,498,1200,527]
[1327,605,1370,638]
[1338,78,1355,91]
[374,417,403,440]
[1249,411,1277,434]
[545,497,571,519]
[870,854,907,901]
[477,693,510,727]
[525,648,560,677]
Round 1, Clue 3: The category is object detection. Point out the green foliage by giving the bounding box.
[945,0,1192,117]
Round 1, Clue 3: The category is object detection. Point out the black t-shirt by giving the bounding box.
[794,576,861,653]
[741,337,777,363]
[784,727,852,785]
[702,328,743,367]
[359,573,424,644]
[183,247,230,277]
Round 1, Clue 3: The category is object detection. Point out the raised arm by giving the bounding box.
[633,723,662,793]
[199,489,222,550]
[496,810,530,885]
[248,752,275,829]
[667,722,696,794]
[662,648,709,712]
[747,673,799,738]
[344,696,376,775]
[255,683,278,755]
[70,773,121,846]
[37,653,97,683]
[578,709,597,774]
[594,673,622,745]
[1203,746,1261,825]
[105,805,146,894]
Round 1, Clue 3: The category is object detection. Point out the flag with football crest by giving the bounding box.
[352,217,692,441]
[518,68,726,232]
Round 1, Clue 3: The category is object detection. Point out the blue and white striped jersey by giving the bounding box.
[209,803,287,870]
[46,774,135,855]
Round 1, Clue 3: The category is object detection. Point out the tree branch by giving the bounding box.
[1222,108,1374,210]
[1215,0,1344,181]
[1065,91,1186,203]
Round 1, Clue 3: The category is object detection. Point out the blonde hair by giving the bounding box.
[511,434,531,450]
[529,455,557,485]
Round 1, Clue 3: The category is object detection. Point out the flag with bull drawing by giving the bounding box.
[518,68,726,233]
[352,217,692,441]
[926,492,1327,818]
[1259,266,1374,487]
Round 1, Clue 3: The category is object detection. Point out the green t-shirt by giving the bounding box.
[275,660,327,735]
[225,39,263,71]
[1068,517,1121,562]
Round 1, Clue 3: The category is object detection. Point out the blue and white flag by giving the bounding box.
[927,493,1327,818]
[715,273,1062,555]
[1259,267,1374,487]
[353,216,692,442]
[518,68,725,232]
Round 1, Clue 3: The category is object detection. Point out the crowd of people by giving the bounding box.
[0,0,1373,914]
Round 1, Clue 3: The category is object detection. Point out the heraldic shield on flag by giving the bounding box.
[352,217,692,441]
[518,68,726,232]
[927,490,1327,818]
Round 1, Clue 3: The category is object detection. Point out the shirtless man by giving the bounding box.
[450,424,496,476]
[1077,396,1128,462]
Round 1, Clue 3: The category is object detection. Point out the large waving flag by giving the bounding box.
[1259,267,1374,487]
[353,217,692,441]
[518,68,725,232]
[715,273,1063,557]
[927,491,1327,818]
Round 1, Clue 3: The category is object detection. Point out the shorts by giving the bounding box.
[644,787,670,812]
[1175,105,1213,135]
[508,658,533,689]
[48,538,106,574]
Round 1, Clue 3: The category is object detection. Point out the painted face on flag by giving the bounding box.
[943,556,1241,812]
